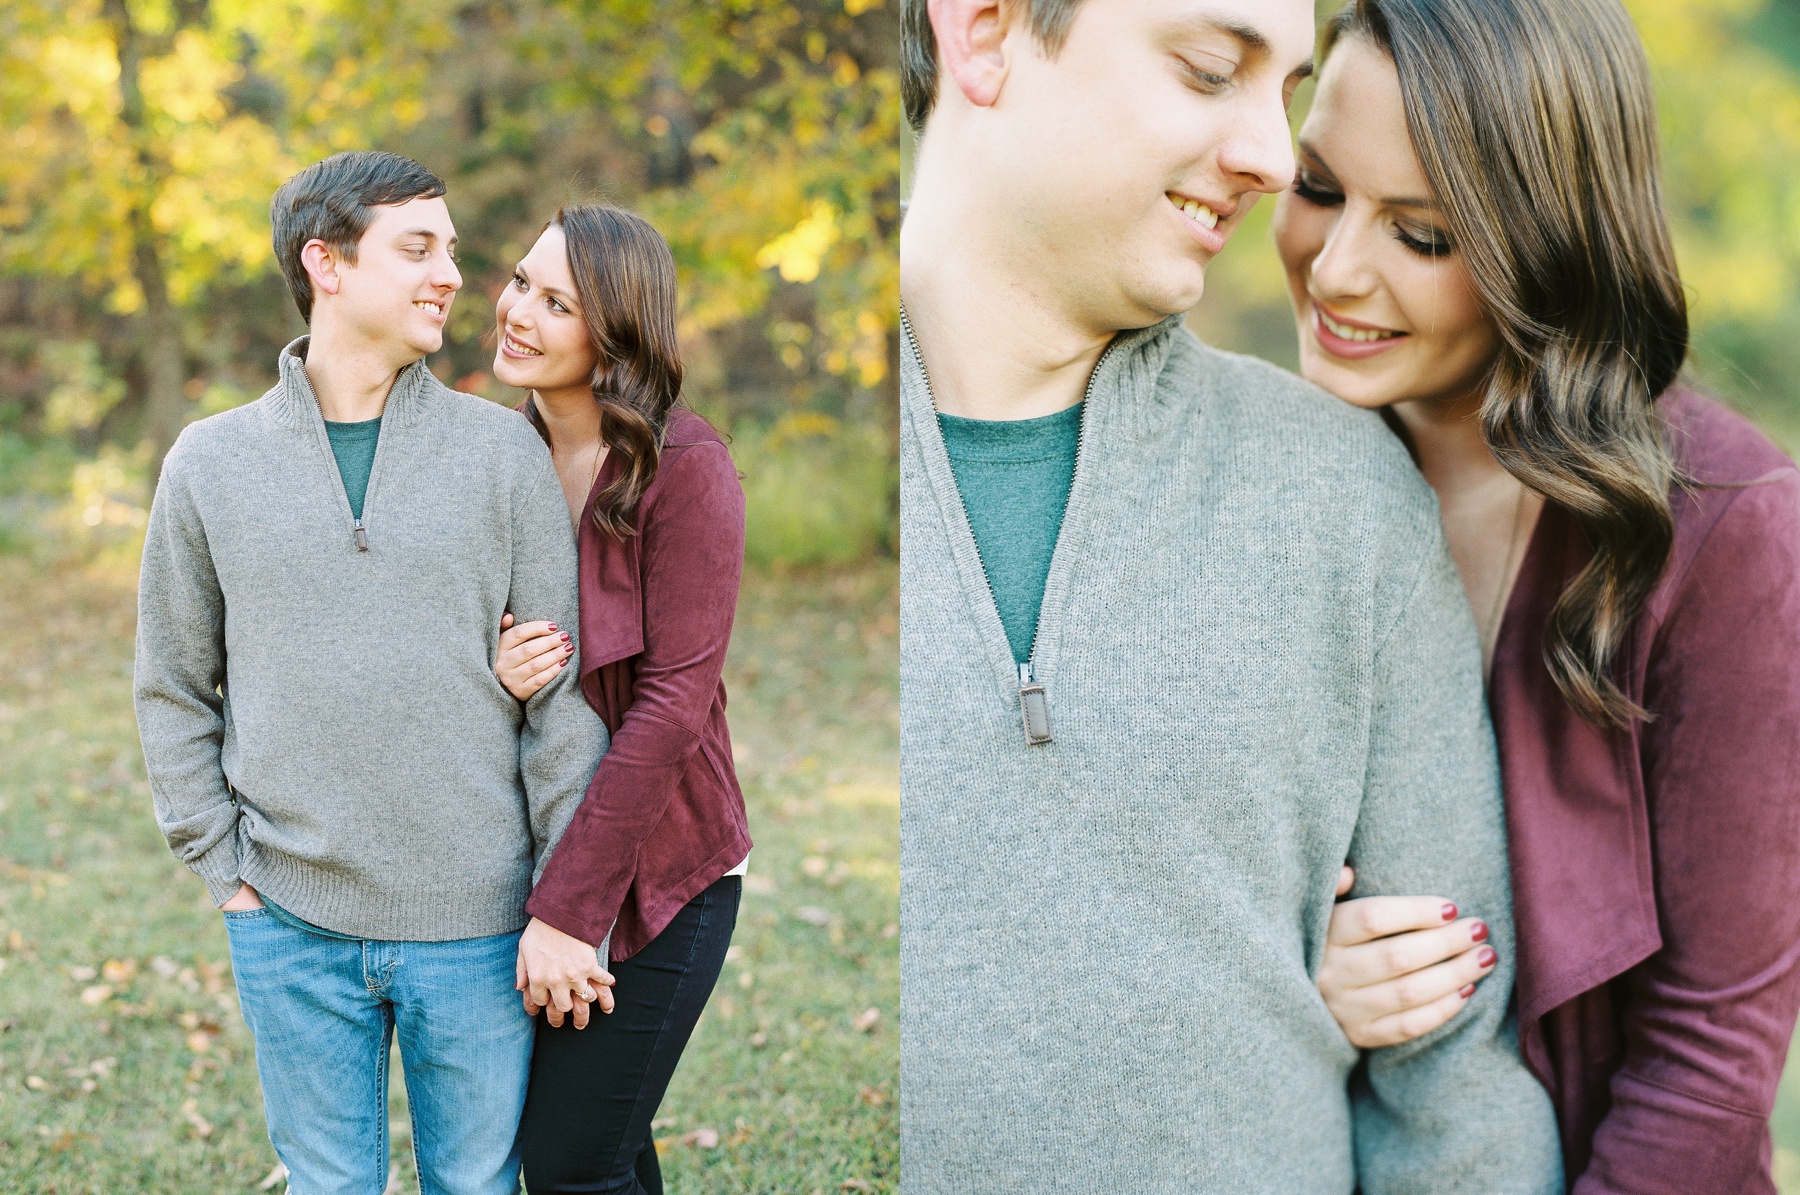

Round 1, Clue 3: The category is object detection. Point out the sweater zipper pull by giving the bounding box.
[1019,661,1052,747]
[352,519,369,552]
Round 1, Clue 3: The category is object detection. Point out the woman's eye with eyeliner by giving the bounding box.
[1394,225,1454,257]
[513,273,527,289]
[1292,176,1343,207]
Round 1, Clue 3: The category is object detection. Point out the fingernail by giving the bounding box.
[1441,902,1458,922]
[1459,983,1476,999]
[548,624,557,631]
[560,633,571,642]
[1469,920,1489,942]
[1477,947,1497,968]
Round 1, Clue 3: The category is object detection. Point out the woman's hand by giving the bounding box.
[1318,866,1499,1047]
[496,611,573,701]
[515,916,615,1030]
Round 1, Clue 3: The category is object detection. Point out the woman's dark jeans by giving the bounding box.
[518,875,741,1194]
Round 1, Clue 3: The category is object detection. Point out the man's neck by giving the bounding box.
[302,318,417,423]
[901,180,1115,422]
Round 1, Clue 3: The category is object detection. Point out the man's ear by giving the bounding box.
[928,0,1016,110]
[300,238,343,301]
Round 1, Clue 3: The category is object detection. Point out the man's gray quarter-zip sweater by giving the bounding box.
[135,336,607,941]
[899,316,1563,1194]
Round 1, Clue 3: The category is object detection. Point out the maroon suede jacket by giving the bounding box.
[1492,391,1800,1193]
[525,409,752,960]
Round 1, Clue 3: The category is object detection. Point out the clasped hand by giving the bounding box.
[516,916,615,1029]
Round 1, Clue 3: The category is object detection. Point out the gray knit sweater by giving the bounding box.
[899,317,1562,1193]
[135,337,606,941]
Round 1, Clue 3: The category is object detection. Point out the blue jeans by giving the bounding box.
[223,907,533,1195]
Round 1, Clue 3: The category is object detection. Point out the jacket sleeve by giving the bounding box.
[1349,529,1565,1195]
[133,441,244,906]
[506,452,610,879]
[526,441,745,946]
[1573,476,1800,1195]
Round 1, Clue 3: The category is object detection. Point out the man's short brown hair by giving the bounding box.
[270,151,447,324]
[901,0,1089,133]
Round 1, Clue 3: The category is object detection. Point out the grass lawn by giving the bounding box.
[0,547,897,1194]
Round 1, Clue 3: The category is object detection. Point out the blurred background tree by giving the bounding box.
[0,0,897,566]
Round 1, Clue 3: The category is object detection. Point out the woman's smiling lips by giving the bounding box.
[1310,300,1410,360]
[500,331,543,359]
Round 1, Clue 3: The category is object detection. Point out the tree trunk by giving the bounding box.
[104,0,188,484]
[132,210,186,481]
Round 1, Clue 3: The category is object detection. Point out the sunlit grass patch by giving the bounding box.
[0,555,896,1194]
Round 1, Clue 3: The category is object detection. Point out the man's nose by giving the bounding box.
[1219,90,1299,197]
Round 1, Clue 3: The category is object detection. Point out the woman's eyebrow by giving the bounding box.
[1296,141,1439,210]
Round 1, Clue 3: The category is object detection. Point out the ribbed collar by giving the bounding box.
[898,310,1188,444]
[267,336,437,431]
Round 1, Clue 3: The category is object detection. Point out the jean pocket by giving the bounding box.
[223,907,271,924]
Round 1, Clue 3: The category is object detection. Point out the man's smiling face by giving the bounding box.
[333,196,463,360]
[970,0,1315,330]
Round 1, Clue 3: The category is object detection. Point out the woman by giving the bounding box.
[488,202,751,1194]
[1273,1,1800,1189]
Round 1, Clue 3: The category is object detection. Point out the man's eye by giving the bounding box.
[1177,57,1234,94]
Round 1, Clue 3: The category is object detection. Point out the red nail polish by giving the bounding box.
[1469,920,1489,942]
[1459,983,1476,999]
[548,624,557,631]
[1441,902,1458,922]
[1477,947,1497,968]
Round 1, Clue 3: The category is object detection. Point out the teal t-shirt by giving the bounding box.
[936,403,1083,664]
[325,417,382,520]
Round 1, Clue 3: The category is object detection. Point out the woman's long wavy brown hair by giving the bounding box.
[524,203,684,538]
[1325,0,1688,727]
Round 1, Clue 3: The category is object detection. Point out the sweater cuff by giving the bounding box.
[190,839,245,908]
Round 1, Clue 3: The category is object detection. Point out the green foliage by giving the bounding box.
[736,412,896,568]
[0,0,898,565]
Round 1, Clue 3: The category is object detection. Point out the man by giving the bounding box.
[898,2,1564,1192]
[134,151,608,1195]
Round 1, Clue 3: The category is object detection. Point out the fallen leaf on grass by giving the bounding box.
[748,1031,768,1048]
[180,1097,213,1138]
[68,965,98,982]
[801,856,829,877]
[680,1127,720,1148]
[185,1030,215,1055]
[794,906,832,925]
[101,959,136,983]
[852,1007,880,1033]
[79,984,112,1006]
[858,1086,887,1108]
[149,956,179,979]
[257,1162,288,1191]
[842,1182,874,1192]
[25,1074,46,1090]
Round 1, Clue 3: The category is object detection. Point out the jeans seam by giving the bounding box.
[376,1004,393,1195]
[604,889,714,1179]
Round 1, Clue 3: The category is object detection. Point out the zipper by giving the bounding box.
[900,304,1111,747]
[292,355,400,553]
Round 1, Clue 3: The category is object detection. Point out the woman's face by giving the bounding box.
[492,224,600,393]
[1271,37,1500,411]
